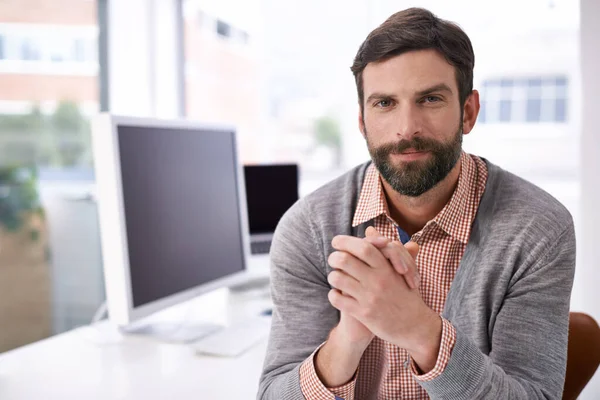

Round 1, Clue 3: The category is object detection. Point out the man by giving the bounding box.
[257,7,575,400]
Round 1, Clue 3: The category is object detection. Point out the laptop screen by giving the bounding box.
[243,164,299,235]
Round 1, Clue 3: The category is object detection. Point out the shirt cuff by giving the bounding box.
[299,343,357,400]
[410,317,457,382]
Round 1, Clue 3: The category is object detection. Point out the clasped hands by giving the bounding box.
[327,226,442,372]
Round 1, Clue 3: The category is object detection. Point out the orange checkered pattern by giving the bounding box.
[299,152,488,399]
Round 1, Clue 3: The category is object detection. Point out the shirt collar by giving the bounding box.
[431,152,474,244]
[352,152,476,244]
[352,162,388,227]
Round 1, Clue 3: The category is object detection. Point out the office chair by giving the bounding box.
[563,312,600,400]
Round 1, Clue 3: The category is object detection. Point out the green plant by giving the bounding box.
[0,104,44,135]
[0,100,90,167]
[314,115,343,166]
[51,101,88,135]
[0,165,44,240]
[314,115,341,149]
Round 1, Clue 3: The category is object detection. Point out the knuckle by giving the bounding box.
[363,292,378,308]
[389,241,404,254]
[327,251,340,266]
[338,251,353,265]
[331,235,342,248]
[372,280,386,293]
[357,242,375,260]
[328,289,339,305]
[327,270,340,287]
[383,243,400,260]
[377,244,391,258]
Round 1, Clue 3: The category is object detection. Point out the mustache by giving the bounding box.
[376,137,440,155]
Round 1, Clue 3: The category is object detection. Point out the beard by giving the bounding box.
[367,123,463,197]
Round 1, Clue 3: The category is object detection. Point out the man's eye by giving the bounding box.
[376,100,393,108]
[423,96,441,103]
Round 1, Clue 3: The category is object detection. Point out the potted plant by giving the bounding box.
[0,166,44,236]
[0,165,51,353]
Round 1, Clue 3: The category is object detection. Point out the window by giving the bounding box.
[181,0,580,220]
[480,76,568,123]
[0,27,97,66]
[183,2,263,172]
[216,20,231,38]
[73,38,86,62]
[0,0,102,354]
[21,38,41,61]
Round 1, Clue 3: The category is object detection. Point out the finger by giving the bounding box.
[379,241,409,274]
[363,228,409,271]
[364,235,390,249]
[365,227,390,247]
[328,251,370,281]
[405,241,420,260]
[327,270,361,298]
[331,235,391,270]
[360,237,415,289]
[377,243,414,288]
[374,241,419,290]
[365,226,382,237]
[328,288,360,314]
[393,242,421,289]
[363,236,408,274]
[361,230,421,289]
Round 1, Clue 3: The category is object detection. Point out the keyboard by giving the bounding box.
[251,240,271,255]
[190,316,271,357]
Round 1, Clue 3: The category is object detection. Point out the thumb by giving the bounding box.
[364,226,388,248]
[365,226,382,237]
[405,241,419,260]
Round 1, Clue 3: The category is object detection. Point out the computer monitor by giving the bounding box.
[244,164,299,236]
[91,115,252,335]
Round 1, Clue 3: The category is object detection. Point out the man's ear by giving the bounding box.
[462,90,480,135]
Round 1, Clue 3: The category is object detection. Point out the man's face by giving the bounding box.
[360,49,466,197]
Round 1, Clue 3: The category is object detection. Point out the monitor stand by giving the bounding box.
[121,322,223,344]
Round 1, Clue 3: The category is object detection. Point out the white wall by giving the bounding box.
[468,27,580,176]
[107,0,182,117]
[578,0,600,397]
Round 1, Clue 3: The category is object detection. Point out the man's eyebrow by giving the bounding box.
[415,83,453,97]
[365,92,397,104]
[365,84,453,104]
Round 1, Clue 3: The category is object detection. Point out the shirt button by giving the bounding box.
[403,359,410,368]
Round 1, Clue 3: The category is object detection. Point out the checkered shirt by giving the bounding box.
[299,152,488,399]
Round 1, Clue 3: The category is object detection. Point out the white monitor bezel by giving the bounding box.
[91,114,253,326]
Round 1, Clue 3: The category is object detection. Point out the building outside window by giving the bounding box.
[480,76,568,123]
[216,19,231,38]
[0,0,101,355]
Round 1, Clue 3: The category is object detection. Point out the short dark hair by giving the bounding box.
[351,8,475,112]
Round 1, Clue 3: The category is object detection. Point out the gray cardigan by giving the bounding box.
[257,160,575,400]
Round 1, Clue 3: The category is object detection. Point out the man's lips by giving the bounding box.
[397,148,428,154]
[391,150,430,160]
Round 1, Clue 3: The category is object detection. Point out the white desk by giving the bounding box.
[0,287,272,400]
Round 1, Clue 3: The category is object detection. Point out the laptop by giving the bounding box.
[243,164,299,257]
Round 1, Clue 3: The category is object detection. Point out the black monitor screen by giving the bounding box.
[117,124,245,308]
[243,164,299,234]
